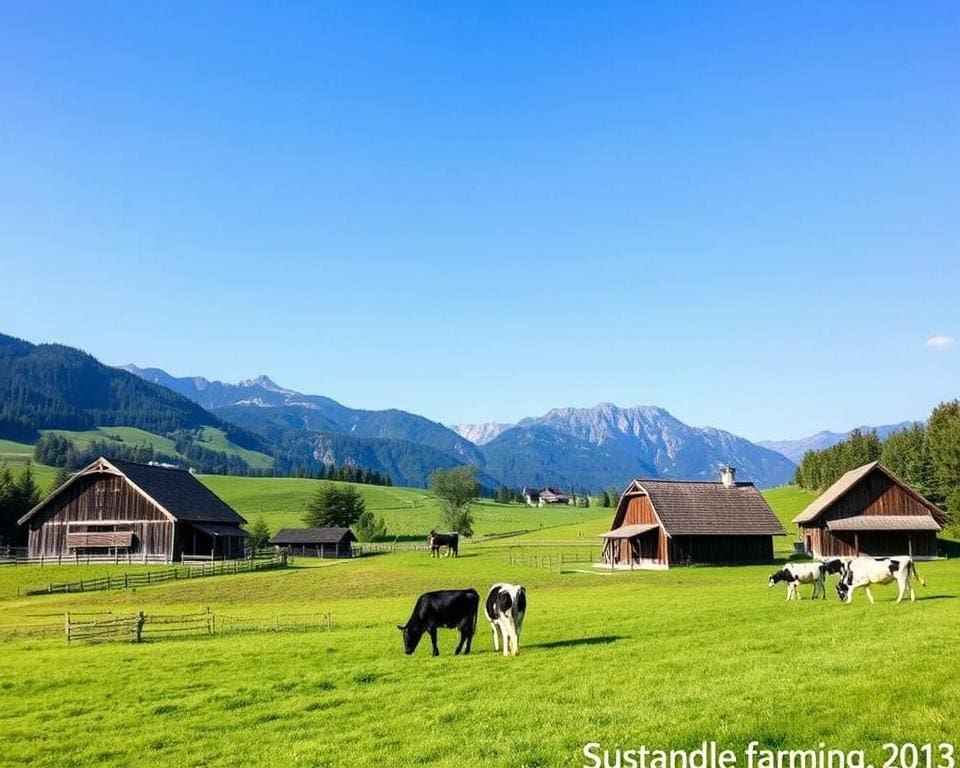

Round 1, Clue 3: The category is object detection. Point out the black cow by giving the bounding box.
[398,589,479,656]
[427,530,459,557]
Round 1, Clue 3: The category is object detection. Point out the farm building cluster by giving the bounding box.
[12,456,949,568]
[598,463,947,569]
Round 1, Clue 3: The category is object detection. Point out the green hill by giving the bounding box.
[199,474,607,538]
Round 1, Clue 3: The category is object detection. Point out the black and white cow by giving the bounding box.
[836,556,926,604]
[484,583,527,657]
[818,558,848,598]
[768,563,825,600]
[398,589,479,656]
[427,530,459,558]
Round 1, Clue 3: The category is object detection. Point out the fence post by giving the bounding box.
[135,611,145,643]
[64,612,71,643]
[326,612,332,632]
[124,573,129,589]
[207,607,213,635]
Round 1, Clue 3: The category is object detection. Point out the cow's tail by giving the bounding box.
[910,560,927,588]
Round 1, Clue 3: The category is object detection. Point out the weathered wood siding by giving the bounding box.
[608,493,667,565]
[667,535,774,565]
[800,469,940,558]
[26,473,173,560]
[278,542,353,558]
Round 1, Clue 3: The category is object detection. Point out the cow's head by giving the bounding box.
[836,580,852,603]
[426,530,436,544]
[768,569,788,587]
[397,622,424,655]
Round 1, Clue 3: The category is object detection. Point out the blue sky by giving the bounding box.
[1,2,957,441]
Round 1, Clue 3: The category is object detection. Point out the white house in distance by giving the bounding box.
[522,487,573,507]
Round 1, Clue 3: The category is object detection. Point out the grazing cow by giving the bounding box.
[768,563,825,600]
[817,558,848,598]
[836,556,926,604]
[485,583,527,657]
[398,589,479,656]
[427,530,459,557]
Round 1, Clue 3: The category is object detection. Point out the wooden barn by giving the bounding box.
[793,461,947,559]
[601,466,785,569]
[17,457,248,563]
[270,527,357,558]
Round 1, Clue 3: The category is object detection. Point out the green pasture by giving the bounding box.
[199,474,609,538]
[0,546,957,768]
[0,438,34,463]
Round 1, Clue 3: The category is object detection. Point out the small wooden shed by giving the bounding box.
[793,461,947,559]
[602,468,785,568]
[271,527,357,558]
[17,457,248,563]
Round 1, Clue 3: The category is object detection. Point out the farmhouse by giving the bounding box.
[601,466,785,569]
[523,486,572,506]
[271,527,357,558]
[793,461,946,559]
[17,457,247,563]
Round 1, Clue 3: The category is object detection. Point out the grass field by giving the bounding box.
[199,474,611,538]
[39,426,276,470]
[0,544,957,768]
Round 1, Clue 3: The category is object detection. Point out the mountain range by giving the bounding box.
[3,330,908,491]
[757,423,916,463]
[123,366,796,489]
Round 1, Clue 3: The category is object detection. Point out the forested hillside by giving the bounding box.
[794,401,960,525]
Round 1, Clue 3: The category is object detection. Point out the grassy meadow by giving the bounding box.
[1,543,958,768]
[2,462,957,767]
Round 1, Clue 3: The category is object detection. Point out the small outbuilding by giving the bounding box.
[602,466,786,569]
[793,461,947,559]
[17,456,248,563]
[271,527,357,558]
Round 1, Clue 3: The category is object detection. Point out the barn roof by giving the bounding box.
[271,527,357,545]
[18,457,246,526]
[825,515,941,532]
[792,462,947,525]
[616,478,786,536]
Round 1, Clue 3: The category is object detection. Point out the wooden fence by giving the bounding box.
[23,556,288,597]
[505,550,600,573]
[60,609,333,644]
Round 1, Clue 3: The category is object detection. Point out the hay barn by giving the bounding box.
[793,461,947,559]
[270,527,357,558]
[602,466,785,569]
[17,457,247,563]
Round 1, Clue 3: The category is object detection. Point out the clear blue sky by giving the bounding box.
[1,2,957,441]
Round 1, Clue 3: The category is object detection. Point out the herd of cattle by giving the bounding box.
[399,532,928,657]
[769,555,927,603]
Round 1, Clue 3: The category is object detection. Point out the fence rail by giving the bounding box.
[59,608,333,644]
[24,556,288,597]
[505,551,600,573]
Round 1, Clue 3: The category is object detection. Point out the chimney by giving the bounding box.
[720,465,736,488]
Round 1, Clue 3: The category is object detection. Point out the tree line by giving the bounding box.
[32,432,393,486]
[794,400,960,519]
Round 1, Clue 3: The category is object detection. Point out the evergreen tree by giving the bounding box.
[248,517,272,550]
[354,510,388,542]
[304,483,366,528]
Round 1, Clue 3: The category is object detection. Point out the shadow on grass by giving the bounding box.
[528,635,622,650]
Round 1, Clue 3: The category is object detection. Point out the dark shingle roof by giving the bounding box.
[618,478,786,536]
[19,457,246,526]
[108,459,246,524]
[271,527,357,545]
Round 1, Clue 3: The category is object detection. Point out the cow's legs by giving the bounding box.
[502,623,512,657]
[429,627,439,656]
[490,622,500,652]
[464,627,473,654]
[865,586,874,604]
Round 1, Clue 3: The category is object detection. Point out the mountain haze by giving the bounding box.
[758,422,916,463]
